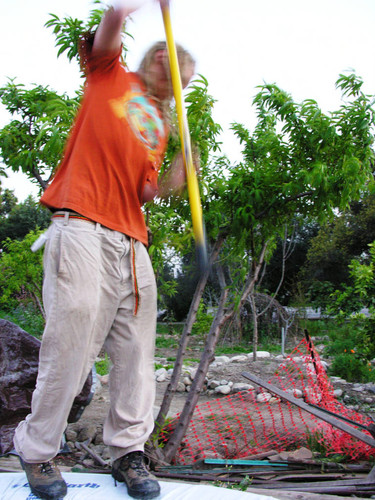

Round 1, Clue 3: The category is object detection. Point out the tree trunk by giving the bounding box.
[250,292,258,361]
[161,241,268,463]
[153,235,224,433]
[161,264,228,463]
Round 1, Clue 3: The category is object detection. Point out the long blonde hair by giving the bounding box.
[138,41,195,120]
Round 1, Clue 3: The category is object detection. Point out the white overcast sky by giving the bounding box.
[1,0,375,200]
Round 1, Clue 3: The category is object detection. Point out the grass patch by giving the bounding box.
[95,354,110,376]
[0,305,44,339]
[157,322,184,336]
[155,335,179,349]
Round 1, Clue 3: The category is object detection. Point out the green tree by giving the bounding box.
[0,230,45,318]
[0,193,50,248]
[156,74,375,462]
[0,186,18,215]
[0,4,108,190]
[324,242,375,382]
[0,82,79,190]
[301,192,375,304]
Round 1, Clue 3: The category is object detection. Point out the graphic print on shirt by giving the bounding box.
[110,85,165,164]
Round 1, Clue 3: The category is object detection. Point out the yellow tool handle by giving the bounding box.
[160,1,207,268]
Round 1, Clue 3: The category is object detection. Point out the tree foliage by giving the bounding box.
[0,3,110,191]
[0,191,50,248]
[0,81,79,190]
[0,230,45,317]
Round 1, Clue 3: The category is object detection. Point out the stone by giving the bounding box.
[99,374,109,385]
[176,382,186,392]
[77,423,98,443]
[320,360,329,371]
[214,356,230,364]
[232,383,255,393]
[248,351,271,359]
[286,388,303,398]
[208,380,221,389]
[154,367,167,378]
[231,355,248,363]
[289,447,314,462]
[333,389,343,397]
[256,392,272,403]
[156,372,167,382]
[269,397,280,404]
[0,320,94,455]
[65,428,78,442]
[215,385,232,395]
[183,377,192,386]
[352,385,365,392]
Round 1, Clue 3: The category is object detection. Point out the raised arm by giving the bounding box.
[92,3,140,54]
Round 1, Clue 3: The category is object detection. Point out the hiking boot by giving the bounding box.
[20,457,67,499]
[112,451,160,499]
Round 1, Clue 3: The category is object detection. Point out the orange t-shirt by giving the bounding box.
[40,48,168,245]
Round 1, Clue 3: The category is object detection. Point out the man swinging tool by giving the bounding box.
[13,1,195,499]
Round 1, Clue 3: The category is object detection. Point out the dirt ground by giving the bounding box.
[78,347,286,431]
[3,342,374,500]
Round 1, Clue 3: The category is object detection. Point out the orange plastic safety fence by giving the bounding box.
[160,338,375,464]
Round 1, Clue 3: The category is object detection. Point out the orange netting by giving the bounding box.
[161,338,375,464]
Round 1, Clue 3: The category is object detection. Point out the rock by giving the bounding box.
[248,351,271,359]
[82,458,96,468]
[182,377,192,386]
[214,356,231,364]
[231,355,248,363]
[65,428,78,442]
[352,385,366,392]
[232,383,255,393]
[269,397,280,404]
[209,361,222,368]
[0,319,94,455]
[286,388,303,398]
[220,379,229,386]
[215,385,232,395]
[77,424,98,443]
[156,373,167,383]
[333,389,343,397]
[94,428,104,445]
[288,447,314,462]
[155,367,167,378]
[256,392,272,403]
[208,380,221,389]
[99,374,109,385]
[176,382,186,392]
[320,360,329,371]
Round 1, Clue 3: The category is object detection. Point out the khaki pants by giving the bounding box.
[14,214,157,463]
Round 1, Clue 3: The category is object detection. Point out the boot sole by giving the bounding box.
[111,470,160,499]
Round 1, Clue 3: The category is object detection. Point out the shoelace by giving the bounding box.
[128,457,149,477]
[39,462,56,476]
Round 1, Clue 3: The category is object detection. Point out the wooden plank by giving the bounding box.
[241,371,375,448]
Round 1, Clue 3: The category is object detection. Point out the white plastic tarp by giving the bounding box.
[0,472,274,499]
